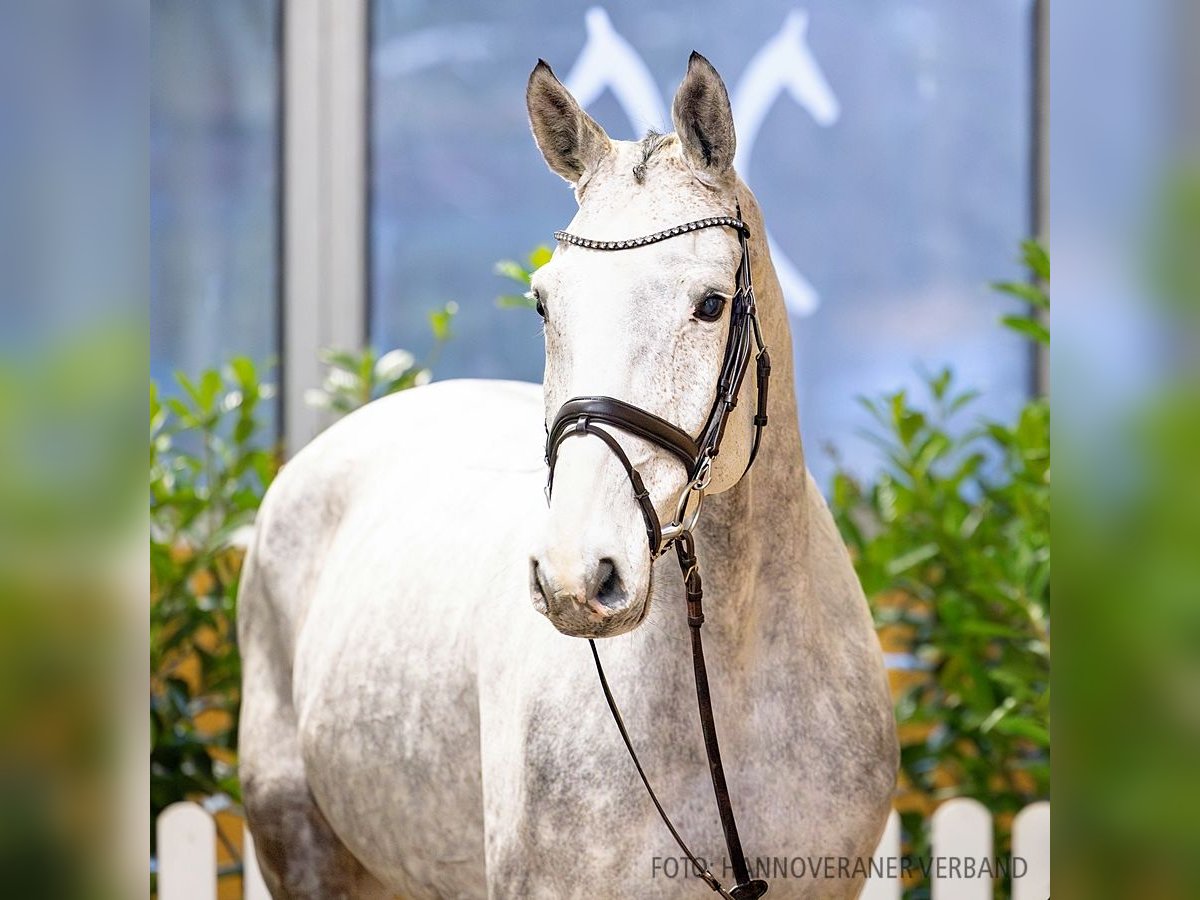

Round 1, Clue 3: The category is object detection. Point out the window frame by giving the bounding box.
[281,0,369,453]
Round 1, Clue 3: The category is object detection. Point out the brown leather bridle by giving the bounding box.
[544,206,772,900]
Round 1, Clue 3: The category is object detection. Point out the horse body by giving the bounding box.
[239,56,896,899]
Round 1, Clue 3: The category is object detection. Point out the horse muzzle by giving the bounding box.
[529,551,648,638]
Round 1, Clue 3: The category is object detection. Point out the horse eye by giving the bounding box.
[529,290,546,319]
[694,294,726,322]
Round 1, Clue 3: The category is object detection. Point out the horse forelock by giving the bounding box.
[632,129,675,182]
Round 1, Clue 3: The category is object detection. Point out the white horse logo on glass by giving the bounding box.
[564,7,839,316]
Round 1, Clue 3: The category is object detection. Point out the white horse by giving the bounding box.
[238,55,897,899]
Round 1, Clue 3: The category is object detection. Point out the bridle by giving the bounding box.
[544,205,772,900]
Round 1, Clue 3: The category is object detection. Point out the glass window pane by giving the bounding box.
[370,2,1032,485]
[150,0,280,417]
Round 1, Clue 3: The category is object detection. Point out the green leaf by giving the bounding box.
[889,390,907,428]
[1021,239,1050,281]
[991,716,1051,747]
[228,357,256,387]
[948,389,981,415]
[166,397,194,426]
[528,245,554,269]
[233,416,255,445]
[496,293,537,309]
[199,370,222,413]
[913,432,952,473]
[960,620,1025,640]
[150,382,166,434]
[428,302,458,341]
[174,372,202,412]
[855,395,888,429]
[319,349,364,373]
[897,410,926,447]
[930,367,952,401]
[1000,315,1049,345]
[494,259,530,285]
[992,280,1049,309]
[886,543,939,576]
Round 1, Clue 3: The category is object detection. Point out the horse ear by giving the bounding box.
[526,60,611,186]
[671,52,737,183]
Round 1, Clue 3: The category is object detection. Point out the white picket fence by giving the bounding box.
[156,798,1049,899]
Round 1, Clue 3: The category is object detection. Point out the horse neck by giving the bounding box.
[688,192,811,642]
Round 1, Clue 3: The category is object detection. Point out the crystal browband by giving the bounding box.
[554,215,748,251]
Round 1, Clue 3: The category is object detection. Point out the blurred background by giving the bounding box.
[2,0,1197,897]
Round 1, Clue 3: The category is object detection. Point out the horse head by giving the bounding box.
[525,54,763,639]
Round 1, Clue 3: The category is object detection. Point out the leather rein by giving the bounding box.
[544,206,772,900]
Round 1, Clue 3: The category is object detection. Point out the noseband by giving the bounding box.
[544,206,772,900]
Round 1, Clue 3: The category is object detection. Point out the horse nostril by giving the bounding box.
[531,555,628,617]
[594,558,626,609]
[530,559,550,608]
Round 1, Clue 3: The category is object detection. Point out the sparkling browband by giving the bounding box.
[554,215,748,251]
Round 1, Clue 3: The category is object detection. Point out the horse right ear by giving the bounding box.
[526,60,611,187]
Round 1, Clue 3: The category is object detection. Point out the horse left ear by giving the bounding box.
[672,52,737,183]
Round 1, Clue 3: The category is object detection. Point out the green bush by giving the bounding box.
[149,321,452,840]
[829,242,1050,897]
[304,302,458,415]
[150,359,279,834]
